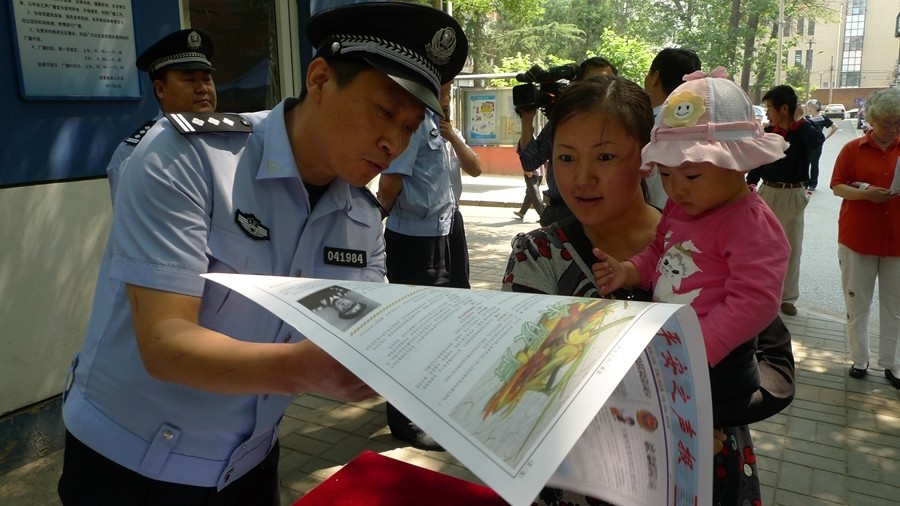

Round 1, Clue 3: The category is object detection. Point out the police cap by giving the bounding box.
[307,2,468,116]
[136,29,215,77]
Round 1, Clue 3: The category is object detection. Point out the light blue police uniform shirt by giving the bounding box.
[106,110,163,203]
[63,98,386,490]
[383,110,455,236]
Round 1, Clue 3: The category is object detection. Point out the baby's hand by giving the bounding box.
[591,248,626,295]
[713,429,727,455]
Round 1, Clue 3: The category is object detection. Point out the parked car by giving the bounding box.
[752,105,769,127]
[823,103,847,119]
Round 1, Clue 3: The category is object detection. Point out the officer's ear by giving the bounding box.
[152,79,166,102]
[305,58,332,102]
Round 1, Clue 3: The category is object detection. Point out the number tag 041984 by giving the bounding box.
[323,247,367,267]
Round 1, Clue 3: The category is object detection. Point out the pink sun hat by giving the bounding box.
[641,67,788,173]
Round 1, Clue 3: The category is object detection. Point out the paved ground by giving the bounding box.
[2,179,899,505]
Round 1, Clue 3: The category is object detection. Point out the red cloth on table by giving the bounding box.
[292,450,508,505]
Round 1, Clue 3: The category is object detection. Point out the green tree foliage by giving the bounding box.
[436,0,837,94]
[785,63,812,101]
[447,0,546,73]
[594,29,655,84]
[539,0,618,61]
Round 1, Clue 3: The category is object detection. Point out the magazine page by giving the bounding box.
[203,273,709,506]
[547,314,712,505]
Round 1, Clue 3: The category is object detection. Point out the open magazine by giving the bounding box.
[203,274,712,506]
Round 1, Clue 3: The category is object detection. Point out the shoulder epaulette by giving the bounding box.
[124,120,157,145]
[165,112,253,135]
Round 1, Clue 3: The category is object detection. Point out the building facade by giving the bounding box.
[786,0,899,109]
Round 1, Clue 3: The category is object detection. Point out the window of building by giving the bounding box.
[842,71,861,87]
[187,0,281,112]
[807,19,815,36]
[797,18,805,35]
[838,0,867,89]
[794,50,803,66]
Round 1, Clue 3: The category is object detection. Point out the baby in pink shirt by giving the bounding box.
[593,70,791,406]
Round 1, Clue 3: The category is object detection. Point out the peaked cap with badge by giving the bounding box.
[136,28,215,77]
[307,2,468,116]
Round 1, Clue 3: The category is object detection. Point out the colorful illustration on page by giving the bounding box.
[449,298,637,467]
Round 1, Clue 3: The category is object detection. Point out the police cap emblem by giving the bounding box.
[426,27,456,65]
[306,2,468,117]
[136,28,216,76]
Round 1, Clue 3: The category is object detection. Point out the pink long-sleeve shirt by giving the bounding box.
[631,191,789,366]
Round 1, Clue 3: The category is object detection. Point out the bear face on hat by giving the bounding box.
[306,2,468,116]
[136,29,215,77]
[641,70,789,173]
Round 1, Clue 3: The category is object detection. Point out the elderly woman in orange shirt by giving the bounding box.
[831,87,900,388]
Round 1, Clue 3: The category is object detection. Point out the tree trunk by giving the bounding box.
[726,0,742,68]
[740,13,760,93]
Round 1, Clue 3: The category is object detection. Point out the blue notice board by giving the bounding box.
[8,0,140,100]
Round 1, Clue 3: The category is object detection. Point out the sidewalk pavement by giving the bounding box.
[2,175,899,506]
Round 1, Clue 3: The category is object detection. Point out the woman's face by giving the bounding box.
[552,112,644,227]
[868,115,900,147]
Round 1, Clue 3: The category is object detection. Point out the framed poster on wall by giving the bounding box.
[8,0,140,99]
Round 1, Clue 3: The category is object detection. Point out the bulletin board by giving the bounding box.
[8,0,140,100]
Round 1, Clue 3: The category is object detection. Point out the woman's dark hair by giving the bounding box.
[549,74,654,149]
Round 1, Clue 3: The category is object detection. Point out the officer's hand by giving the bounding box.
[290,340,377,402]
[439,119,455,140]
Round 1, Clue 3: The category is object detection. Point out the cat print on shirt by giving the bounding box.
[654,235,702,305]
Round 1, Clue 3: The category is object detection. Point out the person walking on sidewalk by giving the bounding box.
[830,87,900,388]
[513,162,545,220]
[747,85,824,317]
[803,99,838,190]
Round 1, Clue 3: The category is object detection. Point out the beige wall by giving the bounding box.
[0,180,111,415]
